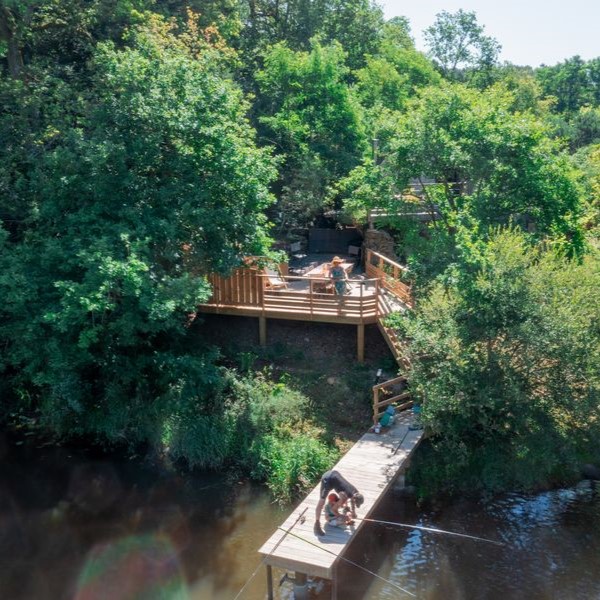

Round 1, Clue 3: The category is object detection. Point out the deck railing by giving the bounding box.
[206,267,263,307]
[372,375,412,425]
[202,253,412,321]
[364,248,413,308]
[202,269,381,321]
[261,275,380,321]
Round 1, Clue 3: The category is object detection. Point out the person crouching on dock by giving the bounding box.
[314,469,364,536]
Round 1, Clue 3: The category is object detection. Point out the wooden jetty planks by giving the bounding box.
[258,411,424,580]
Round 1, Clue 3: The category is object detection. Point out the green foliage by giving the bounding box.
[165,369,338,501]
[336,160,398,222]
[237,0,384,72]
[0,18,275,442]
[552,106,600,151]
[394,84,585,254]
[3,0,600,507]
[424,10,501,84]
[398,229,600,495]
[256,39,367,228]
[573,143,600,235]
[252,428,338,503]
[537,56,600,113]
[355,19,440,113]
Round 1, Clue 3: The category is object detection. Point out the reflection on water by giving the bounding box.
[2,430,600,600]
[363,485,600,600]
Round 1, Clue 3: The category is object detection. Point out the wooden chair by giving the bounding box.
[264,266,288,289]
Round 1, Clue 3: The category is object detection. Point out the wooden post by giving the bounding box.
[266,565,273,600]
[294,572,308,600]
[309,278,314,318]
[332,567,338,600]
[259,316,267,347]
[359,279,363,322]
[357,323,365,363]
[373,385,379,424]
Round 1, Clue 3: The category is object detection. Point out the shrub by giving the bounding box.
[251,427,339,503]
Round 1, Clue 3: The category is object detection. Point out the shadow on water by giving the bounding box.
[0,430,287,600]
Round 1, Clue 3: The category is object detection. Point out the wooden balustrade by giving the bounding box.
[206,267,263,306]
[202,253,412,325]
[364,248,413,308]
[202,269,381,323]
[372,375,412,425]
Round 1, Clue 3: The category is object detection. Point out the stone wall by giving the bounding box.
[363,228,396,259]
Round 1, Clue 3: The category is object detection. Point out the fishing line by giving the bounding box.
[231,507,307,600]
[354,516,505,546]
[279,527,416,598]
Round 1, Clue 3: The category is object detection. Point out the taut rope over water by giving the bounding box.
[354,516,505,546]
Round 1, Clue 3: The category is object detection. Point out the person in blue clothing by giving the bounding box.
[329,256,348,295]
[314,470,364,536]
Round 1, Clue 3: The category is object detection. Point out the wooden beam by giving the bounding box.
[357,323,365,363]
[259,316,267,346]
[372,375,407,390]
[266,565,273,600]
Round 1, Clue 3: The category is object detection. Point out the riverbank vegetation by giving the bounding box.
[1,1,599,500]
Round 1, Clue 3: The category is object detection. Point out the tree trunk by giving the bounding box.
[0,7,24,79]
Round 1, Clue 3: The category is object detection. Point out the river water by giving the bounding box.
[1,432,600,600]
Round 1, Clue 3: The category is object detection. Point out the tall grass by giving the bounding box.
[165,369,338,502]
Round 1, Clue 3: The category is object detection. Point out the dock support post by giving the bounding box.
[266,565,273,600]
[357,323,365,363]
[331,568,338,600]
[259,316,267,347]
[294,572,308,600]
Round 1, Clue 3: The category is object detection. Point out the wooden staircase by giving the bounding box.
[366,249,415,421]
[377,318,411,371]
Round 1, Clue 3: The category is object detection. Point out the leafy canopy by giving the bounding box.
[0,17,275,438]
[424,9,501,84]
[395,228,600,494]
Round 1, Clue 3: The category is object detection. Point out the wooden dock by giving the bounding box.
[258,411,425,597]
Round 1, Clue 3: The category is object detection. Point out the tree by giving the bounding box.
[573,143,600,234]
[0,0,157,78]
[537,55,592,113]
[237,0,383,77]
[395,228,600,494]
[0,18,275,438]
[393,84,584,254]
[256,39,367,228]
[424,9,501,83]
[355,18,440,113]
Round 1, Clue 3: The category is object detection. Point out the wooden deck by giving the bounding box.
[258,411,424,582]
[198,251,411,325]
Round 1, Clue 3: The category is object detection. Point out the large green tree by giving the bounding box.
[0,18,275,438]
[355,18,440,113]
[424,9,500,85]
[237,0,384,72]
[256,39,366,228]
[537,56,600,114]
[396,229,600,494]
[393,84,584,253]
